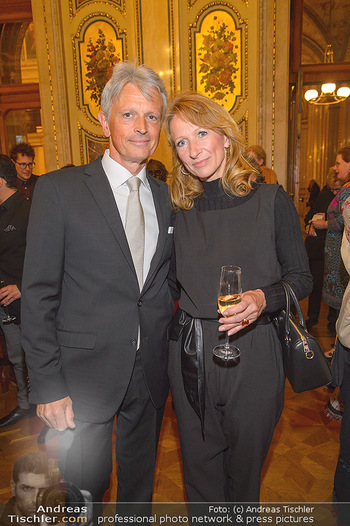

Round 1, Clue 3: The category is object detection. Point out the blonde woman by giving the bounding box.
[165,91,312,503]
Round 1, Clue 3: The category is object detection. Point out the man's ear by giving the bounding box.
[98,112,110,138]
[10,480,16,497]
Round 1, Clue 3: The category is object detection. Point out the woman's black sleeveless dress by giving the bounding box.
[169,180,310,503]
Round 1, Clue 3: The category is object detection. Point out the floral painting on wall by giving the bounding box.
[194,9,243,113]
[78,20,124,121]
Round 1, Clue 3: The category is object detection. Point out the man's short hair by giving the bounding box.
[101,61,168,121]
[9,142,35,162]
[0,153,18,189]
[247,145,266,165]
[12,453,50,484]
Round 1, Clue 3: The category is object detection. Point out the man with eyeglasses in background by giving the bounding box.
[9,142,39,202]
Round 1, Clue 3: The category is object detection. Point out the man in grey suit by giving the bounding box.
[21,62,177,504]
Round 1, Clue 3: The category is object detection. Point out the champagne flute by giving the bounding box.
[0,280,16,325]
[213,265,241,362]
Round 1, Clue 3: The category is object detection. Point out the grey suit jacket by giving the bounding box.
[21,157,177,423]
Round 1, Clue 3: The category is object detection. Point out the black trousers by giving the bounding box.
[58,351,164,502]
[169,320,285,502]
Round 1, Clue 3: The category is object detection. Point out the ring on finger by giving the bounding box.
[242,318,249,326]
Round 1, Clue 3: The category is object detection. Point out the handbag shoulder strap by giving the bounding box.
[280,280,306,329]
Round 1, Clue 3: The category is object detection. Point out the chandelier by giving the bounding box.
[304,46,350,105]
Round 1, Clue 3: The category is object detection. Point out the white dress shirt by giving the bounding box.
[102,150,159,287]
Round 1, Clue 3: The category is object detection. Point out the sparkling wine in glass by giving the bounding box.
[0,280,16,325]
[213,265,241,362]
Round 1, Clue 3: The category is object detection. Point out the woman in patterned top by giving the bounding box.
[312,146,350,333]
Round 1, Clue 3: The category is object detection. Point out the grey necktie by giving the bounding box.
[125,176,145,289]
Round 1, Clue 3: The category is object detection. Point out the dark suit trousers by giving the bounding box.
[58,351,164,502]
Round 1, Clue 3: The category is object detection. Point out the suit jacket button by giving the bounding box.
[130,338,137,345]
[137,300,142,307]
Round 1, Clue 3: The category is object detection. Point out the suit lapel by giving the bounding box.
[0,193,21,234]
[142,174,168,292]
[84,160,170,291]
[83,159,135,275]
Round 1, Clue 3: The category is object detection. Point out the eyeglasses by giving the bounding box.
[15,161,35,169]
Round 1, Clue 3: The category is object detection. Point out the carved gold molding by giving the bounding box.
[42,0,59,166]
[271,0,276,168]
[72,12,128,125]
[135,0,143,64]
[187,0,248,10]
[169,0,177,96]
[188,1,248,115]
[237,110,248,147]
[69,0,126,21]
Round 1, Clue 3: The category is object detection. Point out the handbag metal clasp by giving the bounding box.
[303,342,314,360]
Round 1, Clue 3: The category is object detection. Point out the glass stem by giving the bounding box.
[224,331,230,349]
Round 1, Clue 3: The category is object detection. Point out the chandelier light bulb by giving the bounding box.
[321,83,336,94]
[337,87,350,98]
[304,89,319,101]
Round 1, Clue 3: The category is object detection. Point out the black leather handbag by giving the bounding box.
[273,281,332,393]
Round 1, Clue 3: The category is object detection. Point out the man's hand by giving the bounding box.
[37,396,75,431]
[0,284,21,306]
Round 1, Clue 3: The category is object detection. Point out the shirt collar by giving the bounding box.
[102,149,150,191]
[17,176,31,187]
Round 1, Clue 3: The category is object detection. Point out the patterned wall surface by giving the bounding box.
[33,0,288,177]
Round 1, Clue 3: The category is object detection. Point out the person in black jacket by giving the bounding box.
[306,178,320,208]
[304,170,342,331]
[0,154,35,428]
[21,62,177,505]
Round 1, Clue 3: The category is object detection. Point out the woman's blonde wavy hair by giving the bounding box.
[164,91,257,210]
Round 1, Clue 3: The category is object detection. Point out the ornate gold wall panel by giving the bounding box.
[51,0,178,167]
[59,0,136,165]
[32,0,290,182]
[178,0,255,147]
[72,13,127,124]
[189,3,248,114]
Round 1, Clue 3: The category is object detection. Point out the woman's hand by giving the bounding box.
[0,284,21,306]
[312,218,328,230]
[218,289,266,336]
